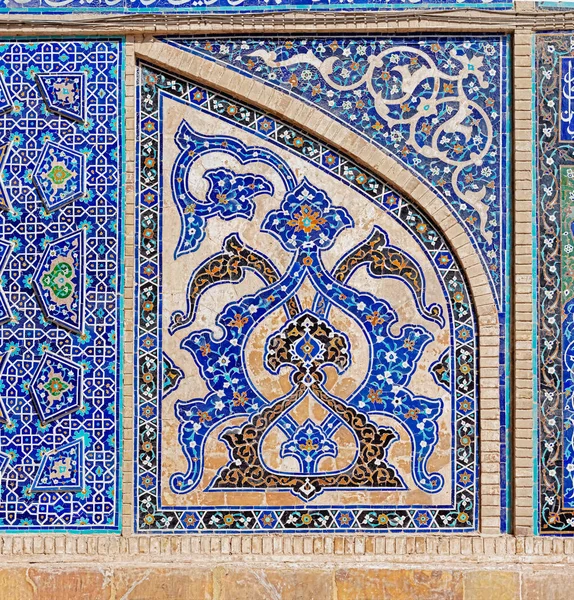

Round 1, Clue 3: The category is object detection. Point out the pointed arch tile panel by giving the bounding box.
[134,60,481,534]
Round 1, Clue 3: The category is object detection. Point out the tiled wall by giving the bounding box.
[0,3,574,595]
[0,40,123,533]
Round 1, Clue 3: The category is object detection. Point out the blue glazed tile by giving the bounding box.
[0,40,122,532]
[535,33,574,535]
[0,0,513,12]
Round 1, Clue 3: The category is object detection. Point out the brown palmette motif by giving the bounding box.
[169,234,300,334]
[265,311,350,386]
[211,383,402,501]
[333,228,443,326]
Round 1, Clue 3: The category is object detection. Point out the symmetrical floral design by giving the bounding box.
[32,142,85,212]
[135,63,478,533]
[32,229,85,334]
[35,73,86,123]
[31,439,84,493]
[261,178,353,251]
[165,36,509,308]
[166,35,509,531]
[29,352,83,424]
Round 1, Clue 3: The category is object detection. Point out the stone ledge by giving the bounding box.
[0,563,571,600]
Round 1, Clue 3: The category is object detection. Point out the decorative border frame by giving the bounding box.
[534,32,574,535]
[0,0,514,14]
[134,60,479,534]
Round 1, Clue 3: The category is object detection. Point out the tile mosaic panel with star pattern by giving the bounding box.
[0,39,123,531]
[135,59,479,533]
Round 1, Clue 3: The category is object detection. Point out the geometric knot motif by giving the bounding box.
[0,352,12,425]
[31,439,84,493]
[32,229,85,335]
[0,238,12,325]
[32,142,86,213]
[0,75,13,117]
[29,352,83,424]
[0,143,13,213]
[35,73,86,123]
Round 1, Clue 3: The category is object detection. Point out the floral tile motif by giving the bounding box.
[35,73,86,124]
[135,62,479,533]
[160,35,511,532]
[165,37,509,310]
[1,0,513,13]
[534,32,574,534]
[0,40,122,531]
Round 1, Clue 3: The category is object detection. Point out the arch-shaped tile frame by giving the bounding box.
[134,38,502,533]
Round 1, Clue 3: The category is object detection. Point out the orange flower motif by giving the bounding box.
[233,391,248,406]
[229,313,249,329]
[365,310,385,326]
[403,338,415,351]
[287,205,326,234]
[289,73,298,87]
[443,83,454,94]
[197,411,212,424]
[453,144,464,154]
[367,388,383,404]
[405,408,420,421]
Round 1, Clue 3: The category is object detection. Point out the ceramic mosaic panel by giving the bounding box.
[534,32,574,535]
[0,40,123,531]
[1,0,513,13]
[135,61,479,533]
[160,35,512,531]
